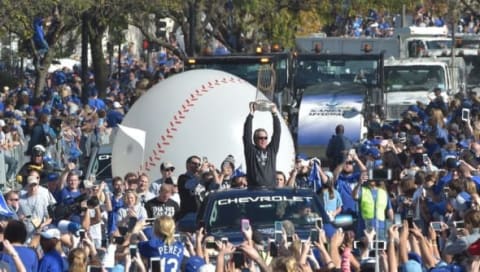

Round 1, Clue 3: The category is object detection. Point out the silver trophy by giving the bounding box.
[254,64,276,111]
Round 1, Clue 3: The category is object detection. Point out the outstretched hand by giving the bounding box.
[249,102,256,114]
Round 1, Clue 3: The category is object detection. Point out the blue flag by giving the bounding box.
[0,194,14,217]
[308,161,322,192]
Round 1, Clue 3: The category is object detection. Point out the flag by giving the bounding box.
[118,124,146,151]
[308,161,322,192]
[0,194,14,217]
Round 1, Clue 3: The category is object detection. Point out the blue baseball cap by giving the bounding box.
[185,256,206,272]
[47,172,59,182]
[401,260,422,272]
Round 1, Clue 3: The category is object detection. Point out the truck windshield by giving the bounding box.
[190,63,261,86]
[426,40,452,50]
[295,59,378,89]
[385,65,445,92]
[186,56,289,89]
[208,195,321,232]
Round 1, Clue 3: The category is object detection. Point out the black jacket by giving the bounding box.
[243,113,281,187]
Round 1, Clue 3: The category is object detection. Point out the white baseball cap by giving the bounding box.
[40,227,61,240]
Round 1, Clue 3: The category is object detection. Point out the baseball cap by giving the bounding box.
[113,101,122,109]
[47,172,59,182]
[185,256,206,272]
[160,162,175,171]
[58,220,81,234]
[40,227,61,240]
[32,145,46,156]
[27,175,39,185]
[401,260,422,272]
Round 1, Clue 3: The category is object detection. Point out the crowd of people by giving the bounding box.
[3,25,480,271]
[338,6,480,38]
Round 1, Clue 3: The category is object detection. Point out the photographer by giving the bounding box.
[353,172,394,240]
[83,183,103,249]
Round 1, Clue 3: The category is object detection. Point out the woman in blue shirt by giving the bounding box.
[0,220,38,272]
[138,215,184,272]
[321,178,343,223]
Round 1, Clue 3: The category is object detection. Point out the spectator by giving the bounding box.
[18,175,52,236]
[105,176,124,236]
[164,176,180,206]
[0,120,18,186]
[38,227,64,271]
[58,171,82,205]
[177,155,202,220]
[144,183,180,220]
[326,124,353,170]
[243,103,280,188]
[16,144,53,187]
[150,161,176,195]
[138,215,184,268]
[67,248,87,272]
[26,114,51,156]
[353,177,394,240]
[320,175,343,223]
[275,171,288,188]
[3,191,19,220]
[116,190,147,229]
[335,150,366,217]
[0,220,38,271]
[136,173,155,203]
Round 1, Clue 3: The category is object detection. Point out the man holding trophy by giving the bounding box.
[243,100,281,188]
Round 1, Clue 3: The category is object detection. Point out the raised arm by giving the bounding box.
[243,103,255,147]
[270,105,281,153]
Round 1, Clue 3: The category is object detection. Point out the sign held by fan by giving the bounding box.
[254,64,276,111]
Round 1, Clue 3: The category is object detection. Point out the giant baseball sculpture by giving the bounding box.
[112,69,296,182]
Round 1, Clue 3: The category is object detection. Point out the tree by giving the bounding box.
[0,0,90,97]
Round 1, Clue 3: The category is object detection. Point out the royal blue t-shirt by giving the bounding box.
[0,246,38,272]
[138,238,184,272]
[107,195,124,235]
[59,188,81,205]
[38,250,65,272]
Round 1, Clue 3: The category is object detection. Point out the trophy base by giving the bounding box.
[254,100,274,112]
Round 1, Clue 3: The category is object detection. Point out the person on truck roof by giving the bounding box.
[243,102,281,188]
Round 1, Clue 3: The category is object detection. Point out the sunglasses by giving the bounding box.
[8,199,18,201]
[163,168,174,172]
[346,161,355,165]
[256,136,268,140]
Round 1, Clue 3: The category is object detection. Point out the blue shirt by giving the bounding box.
[38,250,64,272]
[336,172,361,214]
[59,188,81,205]
[321,189,343,214]
[88,98,106,111]
[106,110,124,128]
[108,195,124,235]
[138,238,184,272]
[0,246,38,272]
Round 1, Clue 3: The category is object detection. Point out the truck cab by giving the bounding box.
[384,57,464,121]
[185,52,292,113]
[395,26,451,58]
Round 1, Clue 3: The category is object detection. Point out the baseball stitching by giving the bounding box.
[137,76,245,174]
